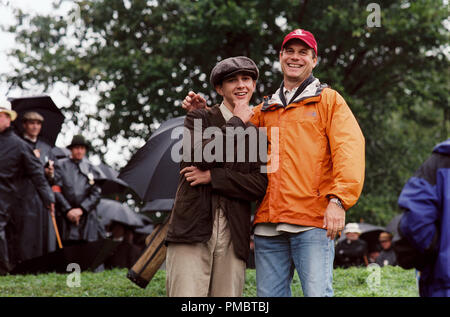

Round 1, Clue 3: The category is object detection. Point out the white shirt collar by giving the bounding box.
[219,102,234,121]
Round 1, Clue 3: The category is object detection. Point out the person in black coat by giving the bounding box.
[0,101,55,274]
[53,135,102,245]
[334,223,368,268]
[11,112,58,263]
[376,231,397,267]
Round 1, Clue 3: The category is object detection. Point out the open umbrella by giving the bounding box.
[118,116,184,208]
[52,146,71,159]
[133,214,154,235]
[141,199,174,213]
[96,199,144,229]
[96,163,130,196]
[359,223,386,251]
[386,214,402,238]
[9,95,65,146]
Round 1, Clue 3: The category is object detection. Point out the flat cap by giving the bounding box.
[210,56,259,87]
[23,111,44,122]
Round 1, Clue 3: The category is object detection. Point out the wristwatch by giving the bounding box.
[330,197,344,210]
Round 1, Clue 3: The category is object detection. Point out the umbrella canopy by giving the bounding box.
[133,214,154,235]
[134,224,155,235]
[9,95,65,146]
[96,198,144,228]
[52,146,71,159]
[118,116,184,204]
[141,199,174,213]
[386,214,402,239]
[96,163,130,196]
[10,239,120,274]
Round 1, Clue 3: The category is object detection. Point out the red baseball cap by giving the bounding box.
[281,29,318,55]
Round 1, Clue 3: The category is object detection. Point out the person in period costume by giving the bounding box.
[10,111,58,263]
[0,100,54,274]
[334,223,368,268]
[53,135,102,246]
[375,232,397,267]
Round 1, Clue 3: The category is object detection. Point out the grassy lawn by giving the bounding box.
[0,266,418,297]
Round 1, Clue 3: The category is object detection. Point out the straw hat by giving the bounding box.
[0,99,17,121]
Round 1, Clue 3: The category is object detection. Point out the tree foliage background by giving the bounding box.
[2,0,449,224]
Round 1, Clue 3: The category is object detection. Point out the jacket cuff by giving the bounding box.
[79,201,90,214]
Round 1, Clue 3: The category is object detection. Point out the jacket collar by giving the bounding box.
[262,77,328,112]
[207,104,226,127]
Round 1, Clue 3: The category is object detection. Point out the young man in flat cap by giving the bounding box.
[0,100,55,274]
[183,29,365,297]
[165,56,268,297]
[53,135,102,246]
[21,111,56,176]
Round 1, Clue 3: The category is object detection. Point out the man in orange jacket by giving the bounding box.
[182,29,365,297]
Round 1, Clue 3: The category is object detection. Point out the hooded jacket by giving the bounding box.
[398,139,450,296]
[251,78,365,228]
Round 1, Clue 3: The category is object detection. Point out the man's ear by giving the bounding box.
[312,52,318,68]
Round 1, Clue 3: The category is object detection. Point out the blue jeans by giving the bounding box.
[254,228,334,297]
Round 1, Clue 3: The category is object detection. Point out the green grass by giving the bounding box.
[0,266,418,297]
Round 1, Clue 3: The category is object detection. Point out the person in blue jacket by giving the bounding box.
[398,138,450,297]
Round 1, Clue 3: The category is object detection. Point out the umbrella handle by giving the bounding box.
[51,211,63,249]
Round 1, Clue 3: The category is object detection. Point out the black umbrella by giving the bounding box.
[52,146,71,159]
[359,223,386,251]
[133,214,154,235]
[134,224,155,236]
[96,198,144,228]
[10,238,121,275]
[386,214,402,238]
[118,116,184,205]
[96,163,130,196]
[139,214,153,225]
[9,95,65,146]
[141,199,174,213]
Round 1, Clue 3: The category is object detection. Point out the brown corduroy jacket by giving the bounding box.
[166,105,268,261]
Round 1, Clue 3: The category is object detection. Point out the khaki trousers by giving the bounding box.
[166,208,246,297]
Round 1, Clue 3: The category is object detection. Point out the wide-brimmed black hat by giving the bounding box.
[67,134,90,150]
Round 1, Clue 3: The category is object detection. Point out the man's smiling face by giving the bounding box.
[279,39,317,84]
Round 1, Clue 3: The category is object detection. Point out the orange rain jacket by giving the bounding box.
[251,78,365,228]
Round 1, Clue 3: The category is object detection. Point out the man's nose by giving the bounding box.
[290,52,301,60]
